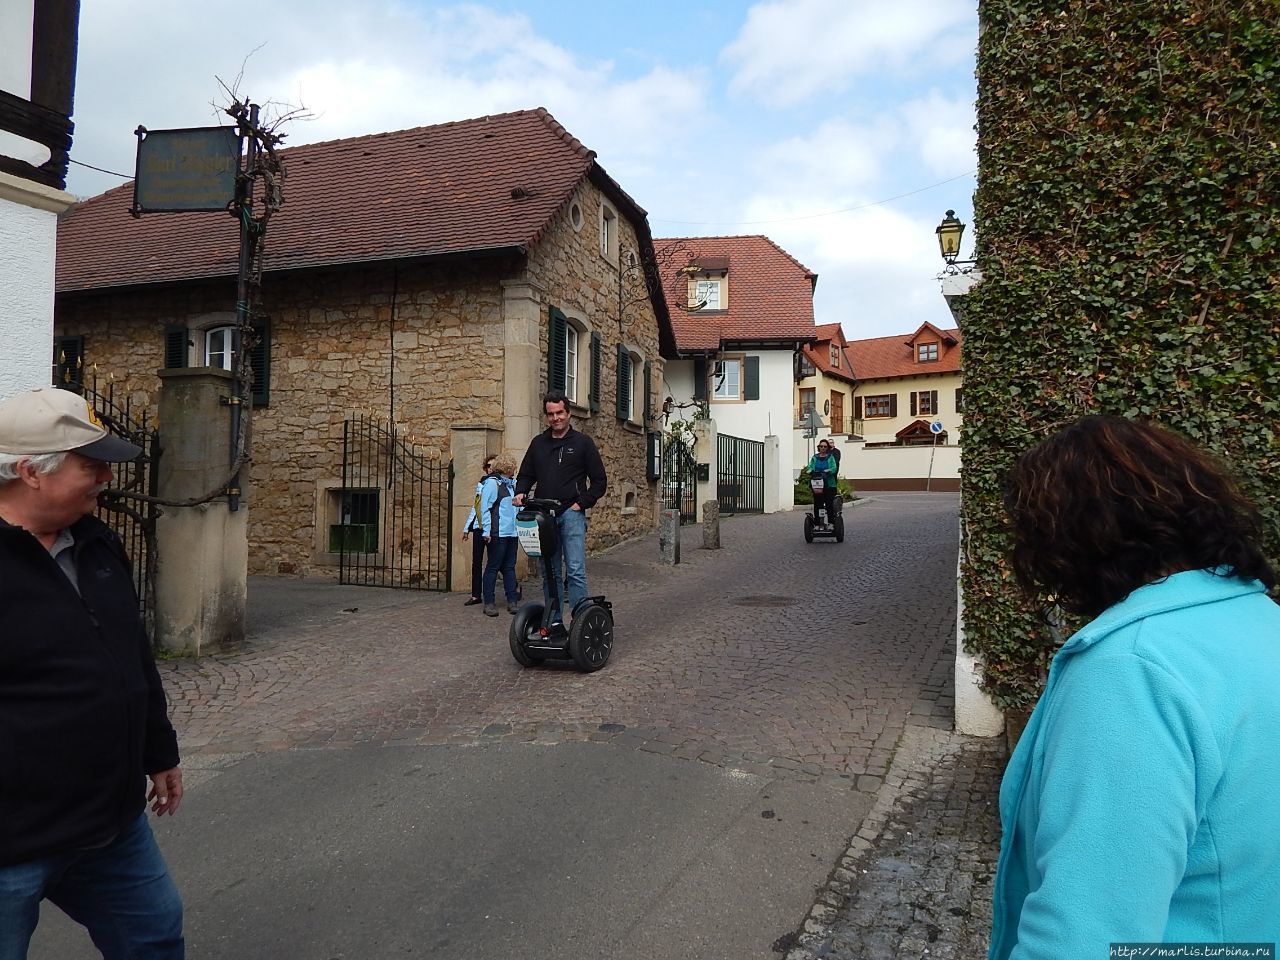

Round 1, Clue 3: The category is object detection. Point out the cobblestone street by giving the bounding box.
[165,493,963,788]
[40,492,1004,959]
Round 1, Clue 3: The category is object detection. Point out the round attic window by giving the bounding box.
[569,201,584,231]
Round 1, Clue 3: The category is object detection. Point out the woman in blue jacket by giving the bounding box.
[479,454,520,617]
[992,415,1279,957]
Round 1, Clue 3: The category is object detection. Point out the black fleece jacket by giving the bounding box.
[0,514,179,867]
[515,426,607,510]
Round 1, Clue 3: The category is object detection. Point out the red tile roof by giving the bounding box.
[57,109,610,292]
[847,322,962,381]
[653,235,817,353]
[802,322,855,384]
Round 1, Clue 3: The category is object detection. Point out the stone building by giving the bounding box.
[54,108,676,586]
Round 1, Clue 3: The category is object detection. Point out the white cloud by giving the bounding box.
[900,91,977,177]
[722,0,975,107]
[755,117,896,197]
[67,1,704,197]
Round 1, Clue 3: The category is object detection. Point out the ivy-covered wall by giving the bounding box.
[962,1,1280,708]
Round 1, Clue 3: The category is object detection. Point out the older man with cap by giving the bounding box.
[0,387,184,960]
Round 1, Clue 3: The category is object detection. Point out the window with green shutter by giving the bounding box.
[643,359,652,425]
[693,356,707,401]
[616,343,632,420]
[164,325,189,370]
[52,335,84,389]
[743,356,760,401]
[249,318,271,406]
[548,306,567,393]
[589,331,602,413]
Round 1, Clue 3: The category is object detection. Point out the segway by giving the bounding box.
[804,472,844,543]
[509,498,615,672]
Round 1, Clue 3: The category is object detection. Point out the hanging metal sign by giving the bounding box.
[131,125,241,215]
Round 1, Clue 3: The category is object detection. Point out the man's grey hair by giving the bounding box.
[0,451,69,483]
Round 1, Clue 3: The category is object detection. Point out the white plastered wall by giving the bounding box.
[0,175,72,399]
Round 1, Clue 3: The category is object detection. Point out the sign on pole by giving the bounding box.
[132,125,241,215]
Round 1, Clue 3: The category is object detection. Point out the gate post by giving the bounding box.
[449,425,502,593]
[693,418,717,523]
[153,368,247,655]
[763,434,782,513]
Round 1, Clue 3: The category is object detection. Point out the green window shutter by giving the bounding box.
[744,356,760,401]
[53,335,84,389]
[616,344,631,420]
[164,325,189,370]
[250,317,271,406]
[693,357,707,401]
[589,331,602,413]
[548,307,567,393]
[643,359,652,425]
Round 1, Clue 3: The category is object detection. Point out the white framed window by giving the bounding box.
[564,325,579,403]
[599,202,618,262]
[205,326,235,370]
[712,358,741,400]
[917,342,939,362]
[694,278,721,310]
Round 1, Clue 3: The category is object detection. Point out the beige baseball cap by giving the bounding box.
[0,387,142,462]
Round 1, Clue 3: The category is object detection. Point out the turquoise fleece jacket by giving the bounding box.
[478,475,517,539]
[807,453,838,479]
[990,569,1280,958]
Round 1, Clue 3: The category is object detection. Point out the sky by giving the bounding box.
[66,0,979,342]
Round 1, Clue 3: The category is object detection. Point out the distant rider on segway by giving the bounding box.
[807,439,840,524]
[513,390,608,627]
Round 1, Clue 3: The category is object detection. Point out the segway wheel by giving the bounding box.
[803,514,815,543]
[568,604,614,672]
[509,603,545,667]
[834,515,845,543]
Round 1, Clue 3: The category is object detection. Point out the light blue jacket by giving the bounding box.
[990,569,1280,958]
[478,475,517,539]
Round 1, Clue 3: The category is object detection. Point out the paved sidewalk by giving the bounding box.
[783,722,1004,959]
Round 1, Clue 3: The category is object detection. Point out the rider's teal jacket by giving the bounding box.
[990,568,1280,958]
[806,452,838,479]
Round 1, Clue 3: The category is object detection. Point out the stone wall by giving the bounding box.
[54,178,666,578]
[520,181,664,551]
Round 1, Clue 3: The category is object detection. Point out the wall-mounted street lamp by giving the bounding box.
[935,209,966,264]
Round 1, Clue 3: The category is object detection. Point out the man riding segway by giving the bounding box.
[509,391,614,671]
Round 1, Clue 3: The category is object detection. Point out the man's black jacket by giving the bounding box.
[515,426,607,509]
[0,514,179,867]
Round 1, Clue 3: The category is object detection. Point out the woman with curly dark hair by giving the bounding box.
[990,415,1280,959]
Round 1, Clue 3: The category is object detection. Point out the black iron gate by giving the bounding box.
[717,433,765,515]
[338,414,453,590]
[68,377,161,637]
[660,434,698,524]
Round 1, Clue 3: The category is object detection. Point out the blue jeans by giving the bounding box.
[542,508,588,625]
[482,536,519,605]
[0,813,184,960]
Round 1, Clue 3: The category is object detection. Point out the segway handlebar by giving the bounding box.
[519,497,569,515]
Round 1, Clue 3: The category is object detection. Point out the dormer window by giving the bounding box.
[917,341,939,363]
[829,344,840,368]
[694,278,721,310]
